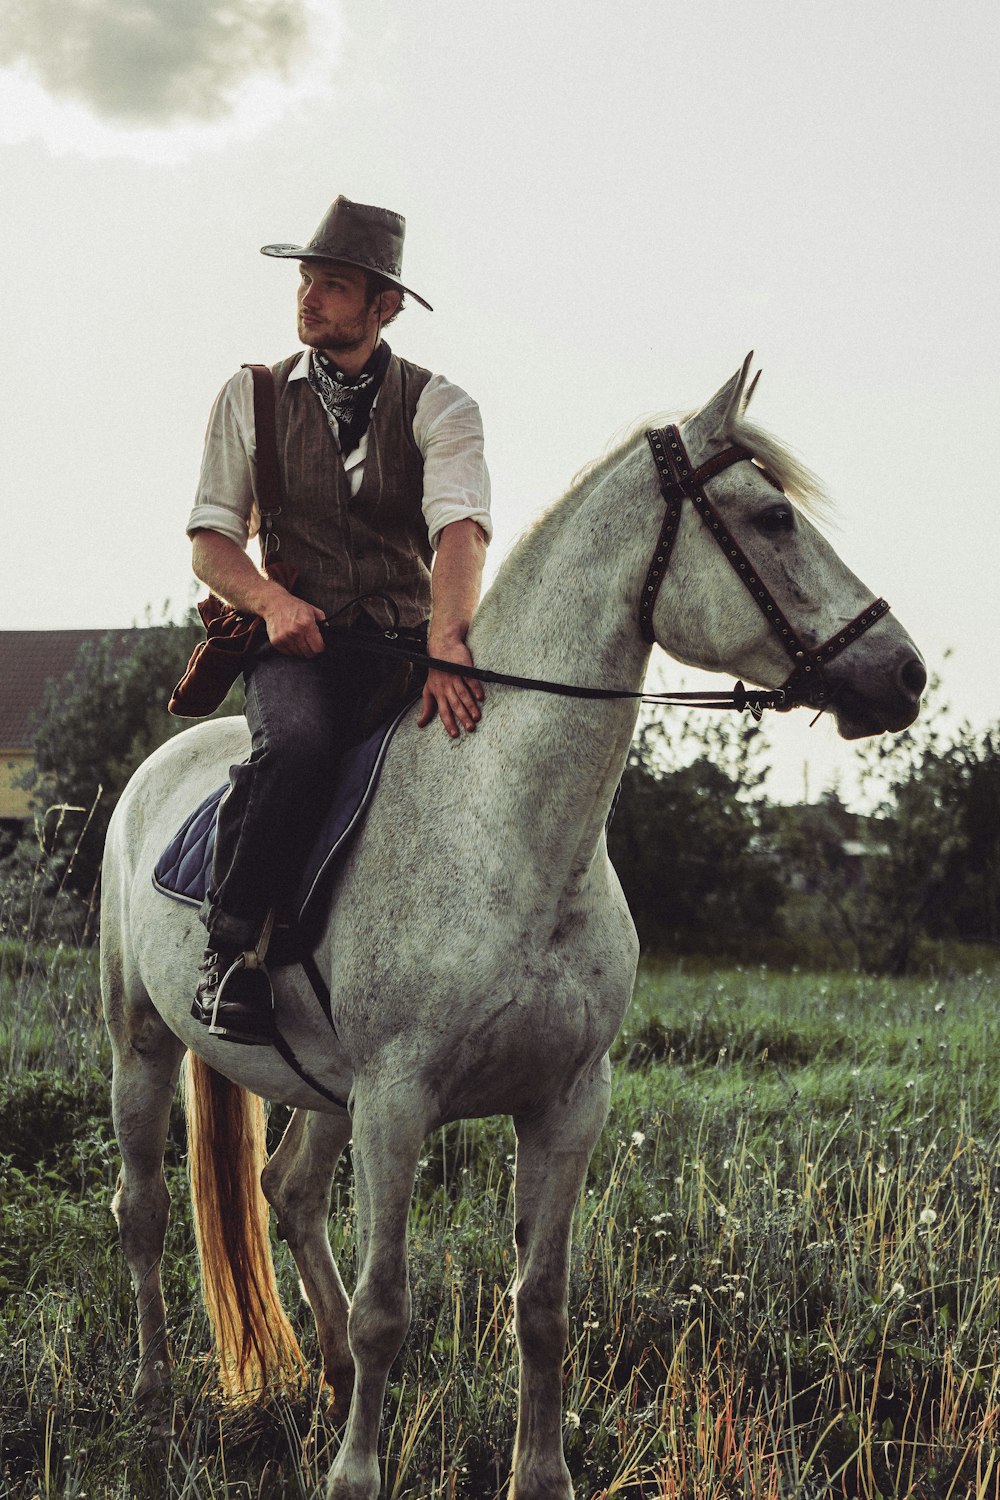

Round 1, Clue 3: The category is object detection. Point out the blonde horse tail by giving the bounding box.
[183,1052,307,1401]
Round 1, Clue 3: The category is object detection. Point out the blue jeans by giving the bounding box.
[203,626,418,949]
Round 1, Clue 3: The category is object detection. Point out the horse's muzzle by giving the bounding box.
[829,649,927,740]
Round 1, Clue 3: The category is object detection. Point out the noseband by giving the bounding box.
[641,425,891,710]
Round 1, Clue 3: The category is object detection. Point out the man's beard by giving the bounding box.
[298,310,370,356]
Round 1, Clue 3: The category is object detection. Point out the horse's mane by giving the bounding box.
[569,411,831,519]
[496,404,831,588]
[731,416,831,519]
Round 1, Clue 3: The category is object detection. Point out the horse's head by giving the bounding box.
[647,355,925,740]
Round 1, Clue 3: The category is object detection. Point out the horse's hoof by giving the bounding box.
[326,1459,381,1500]
[508,1465,575,1500]
[137,1392,186,1448]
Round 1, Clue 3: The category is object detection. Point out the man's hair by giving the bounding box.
[364,271,405,325]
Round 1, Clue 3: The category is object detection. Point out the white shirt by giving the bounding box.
[186,351,492,552]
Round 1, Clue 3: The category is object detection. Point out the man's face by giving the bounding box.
[296,260,384,359]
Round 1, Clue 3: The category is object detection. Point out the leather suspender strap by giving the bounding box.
[241,363,282,560]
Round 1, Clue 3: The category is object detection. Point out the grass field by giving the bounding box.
[2,942,999,1499]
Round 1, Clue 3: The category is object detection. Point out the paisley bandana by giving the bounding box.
[307,341,392,457]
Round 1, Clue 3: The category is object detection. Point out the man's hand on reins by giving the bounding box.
[261,588,326,657]
[191,529,325,656]
[418,632,483,737]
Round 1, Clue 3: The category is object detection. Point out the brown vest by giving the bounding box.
[267,351,433,629]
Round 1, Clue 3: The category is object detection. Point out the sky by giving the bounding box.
[2,0,997,806]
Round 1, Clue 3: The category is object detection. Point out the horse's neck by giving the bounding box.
[468,447,653,872]
[474,446,652,683]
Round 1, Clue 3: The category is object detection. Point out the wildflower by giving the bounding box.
[715,1204,728,1219]
[689,1283,704,1295]
[631,1130,646,1148]
[920,1207,938,1227]
[890,1282,905,1297]
[565,1411,581,1429]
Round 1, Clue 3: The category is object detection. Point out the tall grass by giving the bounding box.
[2,949,999,1497]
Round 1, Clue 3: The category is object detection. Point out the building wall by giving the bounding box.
[0,748,34,821]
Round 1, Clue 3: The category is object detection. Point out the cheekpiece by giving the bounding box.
[261,195,433,310]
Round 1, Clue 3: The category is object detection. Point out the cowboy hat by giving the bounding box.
[261,195,432,311]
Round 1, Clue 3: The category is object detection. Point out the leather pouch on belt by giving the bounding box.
[167,560,299,718]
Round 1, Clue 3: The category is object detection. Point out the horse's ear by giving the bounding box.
[682,353,756,460]
[742,365,762,412]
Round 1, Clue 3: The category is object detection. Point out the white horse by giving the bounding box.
[101,359,924,1500]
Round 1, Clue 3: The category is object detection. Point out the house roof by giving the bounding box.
[0,629,144,749]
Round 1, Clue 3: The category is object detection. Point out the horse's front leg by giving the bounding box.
[327,1079,425,1500]
[509,1060,611,1500]
[261,1107,355,1423]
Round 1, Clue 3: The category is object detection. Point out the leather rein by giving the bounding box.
[323,423,891,721]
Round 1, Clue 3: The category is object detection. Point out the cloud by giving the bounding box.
[0,0,314,126]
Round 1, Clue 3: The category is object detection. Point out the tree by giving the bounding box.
[924,725,1000,947]
[607,710,784,955]
[780,676,1000,974]
[2,617,241,941]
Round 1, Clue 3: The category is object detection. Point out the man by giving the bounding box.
[187,196,491,1045]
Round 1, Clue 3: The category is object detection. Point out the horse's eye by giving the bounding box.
[755,504,795,534]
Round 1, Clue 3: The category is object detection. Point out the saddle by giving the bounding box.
[153,697,416,954]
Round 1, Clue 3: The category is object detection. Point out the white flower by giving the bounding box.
[631,1130,646,1148]
[890,1282,905,1297]
[919,1207,938,1227]
[565,1411,580,1430]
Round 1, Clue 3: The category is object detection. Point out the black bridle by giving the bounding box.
[641,425,891,711]
[321,423,890,719]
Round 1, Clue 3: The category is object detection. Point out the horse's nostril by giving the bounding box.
[899,656,928,698]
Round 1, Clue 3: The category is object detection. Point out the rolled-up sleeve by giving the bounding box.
[185,368,257,546]
[414,375,492,551]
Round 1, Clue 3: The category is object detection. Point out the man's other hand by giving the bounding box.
[418,637,483,737]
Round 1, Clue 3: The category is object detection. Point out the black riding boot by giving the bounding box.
[191,916,275,1046]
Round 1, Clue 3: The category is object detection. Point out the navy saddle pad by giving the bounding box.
[153,697,415,929]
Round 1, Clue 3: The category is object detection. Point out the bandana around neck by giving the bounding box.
[307,341,392,456]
